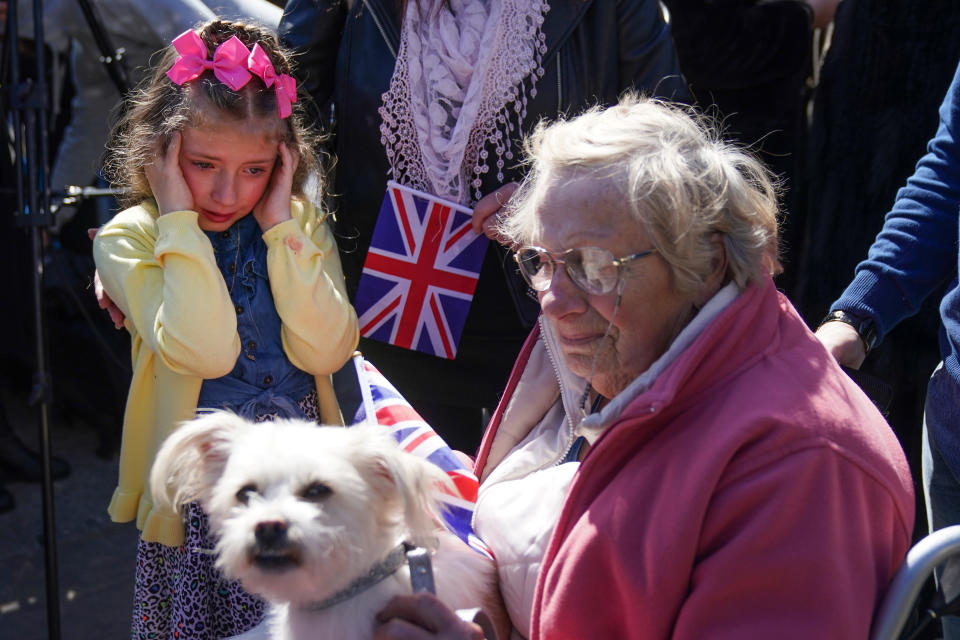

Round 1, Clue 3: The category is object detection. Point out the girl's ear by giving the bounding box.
[149,410,247,513]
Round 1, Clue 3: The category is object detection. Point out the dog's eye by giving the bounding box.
[300,482,332,501]
[236,484,258,505]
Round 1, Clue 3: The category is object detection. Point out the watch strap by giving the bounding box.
[819,309,878,354]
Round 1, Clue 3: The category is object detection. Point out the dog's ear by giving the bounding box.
[150,410,248,512]
[354,427,454,541]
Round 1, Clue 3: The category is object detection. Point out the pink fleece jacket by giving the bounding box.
[475,278,914,639]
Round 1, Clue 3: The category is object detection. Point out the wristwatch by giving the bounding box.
[819,309,878,354]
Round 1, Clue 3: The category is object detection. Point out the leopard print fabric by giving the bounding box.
[254,388,319,422]
[131,505,265,639]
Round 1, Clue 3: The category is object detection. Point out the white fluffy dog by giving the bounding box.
[149,411,499,640]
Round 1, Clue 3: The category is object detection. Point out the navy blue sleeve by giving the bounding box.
[832,59,960,344]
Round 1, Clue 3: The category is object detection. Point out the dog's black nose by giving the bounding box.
[254,520,288,546]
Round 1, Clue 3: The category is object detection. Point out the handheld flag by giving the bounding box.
[336,354,493,559]
[354,181,488,359]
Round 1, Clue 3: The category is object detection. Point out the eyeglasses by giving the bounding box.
[513,245,657,295]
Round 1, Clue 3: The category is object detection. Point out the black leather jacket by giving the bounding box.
[279,0,689,411]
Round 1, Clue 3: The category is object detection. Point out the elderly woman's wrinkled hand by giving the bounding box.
[374,593,485,640]
[472,182,518,246]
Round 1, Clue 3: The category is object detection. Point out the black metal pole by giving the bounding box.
[6,0,62,638]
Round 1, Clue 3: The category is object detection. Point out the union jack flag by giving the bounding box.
[341,353,493,559]
[354,181,488,359]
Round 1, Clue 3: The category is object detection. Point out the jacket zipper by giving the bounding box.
[556,51,562,113]
[540,317,581,467]
[363,0,398,59]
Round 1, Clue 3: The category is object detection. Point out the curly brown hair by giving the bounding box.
[103,19,324,208]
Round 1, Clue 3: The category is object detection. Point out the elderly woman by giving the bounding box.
[375,96,915,640]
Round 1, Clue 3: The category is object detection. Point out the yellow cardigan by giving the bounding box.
[93,199,359,546]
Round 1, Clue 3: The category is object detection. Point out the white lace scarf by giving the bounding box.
[379,0,549,205]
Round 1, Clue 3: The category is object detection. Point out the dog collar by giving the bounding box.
[302,542,425,612]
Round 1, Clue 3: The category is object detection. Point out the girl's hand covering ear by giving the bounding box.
[254,142,298,232]
[145,132,194,215]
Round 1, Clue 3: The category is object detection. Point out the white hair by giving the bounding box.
[499,94,781,295]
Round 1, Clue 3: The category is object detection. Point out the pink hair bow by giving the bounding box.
[248,43,298,119]
[166,31,252,92]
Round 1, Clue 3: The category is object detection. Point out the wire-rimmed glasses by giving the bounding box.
[513,245,657,295]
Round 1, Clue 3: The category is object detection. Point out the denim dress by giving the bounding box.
[197,213,318,421]
[132,213,318,640]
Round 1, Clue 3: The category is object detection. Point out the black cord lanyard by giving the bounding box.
[74,0,129,94]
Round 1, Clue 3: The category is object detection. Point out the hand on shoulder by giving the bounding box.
[88,227,126,330]
[815,320,867,369]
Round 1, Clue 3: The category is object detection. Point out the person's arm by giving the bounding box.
[671,446,912,639]
[814,319,866,369]
[265,198,359,375]
[823,61,960,352]
[278,0,348,126]
[92,207,241,378]
[616,0,690,101]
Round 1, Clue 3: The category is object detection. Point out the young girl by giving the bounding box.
[93,20,359,639]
